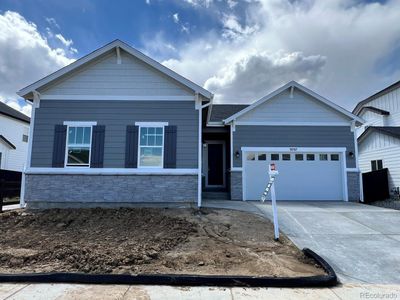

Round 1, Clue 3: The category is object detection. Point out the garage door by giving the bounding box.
[244,151,344,201]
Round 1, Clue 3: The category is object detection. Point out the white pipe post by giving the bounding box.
[271,179,279,241]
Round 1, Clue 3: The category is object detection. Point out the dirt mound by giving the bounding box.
[0,208,324,277]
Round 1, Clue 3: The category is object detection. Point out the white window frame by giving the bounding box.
[63,121,97,168]
[135,122,168,169]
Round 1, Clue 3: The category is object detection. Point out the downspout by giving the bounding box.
[20,90,40,208]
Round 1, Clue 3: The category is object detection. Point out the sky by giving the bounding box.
[0,0,400,116]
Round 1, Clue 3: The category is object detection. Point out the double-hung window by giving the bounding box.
[137,123,165,168]
[65,122,94,167]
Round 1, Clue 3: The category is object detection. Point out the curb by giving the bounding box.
[0,248,337,287]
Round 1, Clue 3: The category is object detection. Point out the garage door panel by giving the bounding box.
[244,152,344,201]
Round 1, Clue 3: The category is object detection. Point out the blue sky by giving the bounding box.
[0,0,226,58]
[0,0,399,115]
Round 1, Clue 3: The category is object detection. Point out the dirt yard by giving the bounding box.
[0,208,324,277]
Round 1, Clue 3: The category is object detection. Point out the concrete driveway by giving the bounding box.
[204,200,400,285]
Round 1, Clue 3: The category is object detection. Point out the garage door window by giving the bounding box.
[271,154,279,161]
[258,153,267,160]
[306,154,315,161]
[247,153,256,161]
[295,154,303,161]
[330,154,339,161]
[282,154,291,161]
[319,154,328,161]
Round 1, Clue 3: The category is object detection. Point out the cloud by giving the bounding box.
[160,0,400,109]
[172,13,179,23]
[171,11,190,33]
[145,0,151,4]
[183,0,213,8]
[0,11,75,116]
[45,17,60,29]
[55,33,73,47]
[205,51,326,101]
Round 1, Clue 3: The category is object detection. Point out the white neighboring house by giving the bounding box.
[0,101,30,172]
[353,80,400,195]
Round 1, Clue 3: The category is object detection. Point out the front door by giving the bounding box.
[207,142,225,187]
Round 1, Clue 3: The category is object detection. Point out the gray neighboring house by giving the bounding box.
[19,40,363,208]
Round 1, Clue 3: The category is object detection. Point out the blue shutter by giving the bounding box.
[90,125,105,168]
[52,125,67,168]
[164,125,177,168]
[125,125,139,168]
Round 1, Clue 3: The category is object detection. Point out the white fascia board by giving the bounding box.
[230,167,243,172]
[18,40,213,100]
[241,146,347,153]
[26,167,199,175]
[40,95,195,101]
[224,81,364,124]
[234,121,351,126]
[135,122,169,127]
[207,122,225,127]
[205,97,214,125]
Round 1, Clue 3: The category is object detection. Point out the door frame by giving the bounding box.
[241,146,348,201]
[204,140,226,188]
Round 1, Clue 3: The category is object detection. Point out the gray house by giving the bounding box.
[19,40,363,208]
[204,82,363,202]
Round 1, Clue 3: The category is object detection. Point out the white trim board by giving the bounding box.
[18,39,213,100]
[26,168,199,175]
[134,122,168,127]
[235,121,351,126]
[241,147,347,153]
[40,95,195,101]
[224,81,364,124]
[63,121,97,126]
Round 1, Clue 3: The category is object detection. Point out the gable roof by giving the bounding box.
[358,126,400,143]
[209,104,249,123]
[353,80,400,115]
[18,39,213,100]
[0,135,16,149]
[223,81,364,124]
[0,101,30,123]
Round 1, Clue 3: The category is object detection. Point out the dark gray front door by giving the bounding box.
[207,144,224,186]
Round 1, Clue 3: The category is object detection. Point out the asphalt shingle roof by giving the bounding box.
[0,101,30,123]
[209,104,249,123]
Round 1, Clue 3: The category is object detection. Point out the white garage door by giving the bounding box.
[244,150,344,201]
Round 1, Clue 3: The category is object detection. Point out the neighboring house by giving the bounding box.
[0,101,30,172]
[205,82,363,202]
[18,40,362,208]
[353,80,400,195]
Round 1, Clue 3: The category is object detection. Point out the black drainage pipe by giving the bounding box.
[0,248,337,287]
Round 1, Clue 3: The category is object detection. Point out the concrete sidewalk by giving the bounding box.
[204,200,400,285]
[1,283,399,300]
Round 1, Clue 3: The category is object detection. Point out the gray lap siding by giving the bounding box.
[31,100,198,168]
[232,125,356,168]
